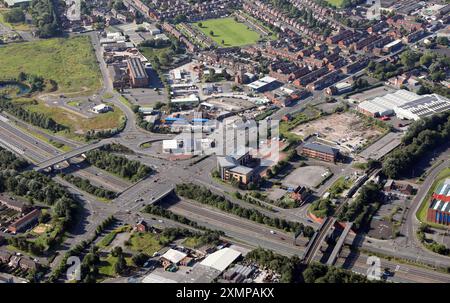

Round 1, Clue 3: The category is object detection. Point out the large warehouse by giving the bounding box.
[427,178,450,226]
[394,94,450,120]
[358,89,450,120]
[357,89,421,117]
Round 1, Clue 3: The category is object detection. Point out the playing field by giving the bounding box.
[0,36,102,94]
[194,17,261,47]
[326,0,344,7]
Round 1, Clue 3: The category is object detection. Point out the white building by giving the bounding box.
[358,89,421,117]
[92,104,112,114]
[394,94,450,120]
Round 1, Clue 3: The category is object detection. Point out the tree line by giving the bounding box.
[337,182,383,231]
[383,111,450,179]
[0,147,29,170]
[175,183,312,237]
[84,149,153,182]
[0,98,65,132]
[30,0,61,38]
[60,174,118,200]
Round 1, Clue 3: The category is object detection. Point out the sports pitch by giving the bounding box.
[194,17,261,47]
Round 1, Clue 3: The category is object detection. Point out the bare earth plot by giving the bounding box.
[291,112,383,151]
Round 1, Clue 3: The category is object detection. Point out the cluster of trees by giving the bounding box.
[140,38,171,49]
[3,7,25,23]
[337,182,383,231]
[30,0,61,38]
[417,224,450,256]
[0,147,28,170]
[0,154,78,254]
[383,112,450,179]
[302,263,373,283]
[84,149,152,182]
[8,237,45,255]
[60,174,118,200]
[265,159,290,179]
[95,215,116,236]
[367,60,402,81]
[245,248,302,282]
[84,116,126,141]
[0,98,65,132]
[310,199,334,218]
[269,0,333,36]
[175,183,309,236]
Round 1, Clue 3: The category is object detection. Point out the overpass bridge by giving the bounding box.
[301,217,336,264]
[33,139,115,172]
[326,222,353,266]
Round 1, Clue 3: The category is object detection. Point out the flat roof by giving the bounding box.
[161,248,187,264]
[229,165,254,175]
[127,57,148,80]
[200,248,241,272]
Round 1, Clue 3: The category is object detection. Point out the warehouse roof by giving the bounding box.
[161,249,187,264]
[200,248,241,272]
[395,94,450,120]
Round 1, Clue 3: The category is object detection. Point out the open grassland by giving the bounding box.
[326,0,344,7]
[15,97,124,140]
[0,36,102,94]
[417,167,450,229]
[194,17,261,47]
[129,232,166,255]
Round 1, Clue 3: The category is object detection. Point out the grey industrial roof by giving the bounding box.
[127,57,147,80]
[217,156,238,168]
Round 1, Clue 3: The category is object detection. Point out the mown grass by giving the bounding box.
[0,36,102,94]
[194,17,261,47]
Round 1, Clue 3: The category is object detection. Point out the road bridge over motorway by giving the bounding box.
[33,139,115,172]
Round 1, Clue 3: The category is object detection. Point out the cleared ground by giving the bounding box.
[0,36,102,94]
[292,112,383,152]
[282,165,330,188]
[194,17,261,47]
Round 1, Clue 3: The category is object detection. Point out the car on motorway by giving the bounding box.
[158,219,163,223]
[270,230,276,234]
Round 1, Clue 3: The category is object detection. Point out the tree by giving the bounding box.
[209,30,214,36]
[400,50,420,70]
[4,8,25,23]
[114,254,127,275]
[197,22,202,28]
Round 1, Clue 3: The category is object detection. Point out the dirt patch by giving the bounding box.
[291,112,383,152]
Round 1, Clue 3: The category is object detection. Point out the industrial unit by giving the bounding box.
[427,178,450,226]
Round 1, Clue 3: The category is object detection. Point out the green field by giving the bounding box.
[0,36,102,94]
[417,167,450,228]
[326,0,344,7]
[194,17,261,47]
[14,97,125,140]
[128,232,167,255]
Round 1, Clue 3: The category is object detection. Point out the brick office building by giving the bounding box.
[297,142,339,162]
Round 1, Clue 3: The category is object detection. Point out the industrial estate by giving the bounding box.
[0,0,449,286]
